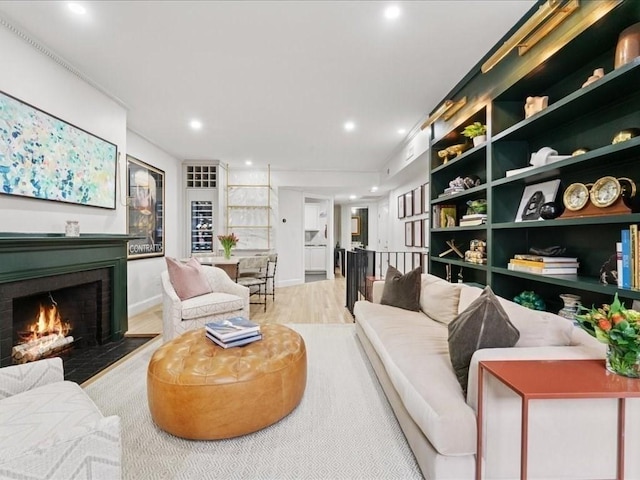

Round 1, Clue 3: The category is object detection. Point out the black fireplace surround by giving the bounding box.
[0,234,131,368]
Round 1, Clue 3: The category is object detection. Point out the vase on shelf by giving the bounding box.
[558,294,581,323]
[606,344,640,378]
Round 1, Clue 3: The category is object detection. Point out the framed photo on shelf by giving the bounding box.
[413,219,423,247]
[414,186,423,215]
[398,194,405,219]
[514,179,561,222]
[127,155,165,259]
[405,221,414,247]
[0,89,117,209]
[405,191,414,217]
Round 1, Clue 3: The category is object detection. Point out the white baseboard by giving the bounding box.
[128,295,161,317]
[277,278,303,288]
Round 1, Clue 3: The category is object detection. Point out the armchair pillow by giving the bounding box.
[165,257,212,301]
[380,265,421,312]
[448,285,520,393]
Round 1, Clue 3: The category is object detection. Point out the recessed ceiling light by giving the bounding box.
[344,121,355,132]
[384,5,401,20]
[398,128,406,135]
[349,194,357,200]
[245,160,253,166]
[67,2,86,15]
[189,119,202,130]
[371,186,379,192]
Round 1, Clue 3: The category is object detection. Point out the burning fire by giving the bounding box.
[22,302,71,343]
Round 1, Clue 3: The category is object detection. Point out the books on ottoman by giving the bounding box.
[206,331,263,348]
[205,317,261,342]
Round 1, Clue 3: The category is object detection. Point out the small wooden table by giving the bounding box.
[477,359,640,480]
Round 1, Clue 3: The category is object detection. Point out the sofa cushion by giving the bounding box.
[354,300,478,456]
[181,292,245,319]
[448,286,520,393]
[380,265,421,312]
[420,274,461,325]
[166,257,212,301]
[0,381,103,460]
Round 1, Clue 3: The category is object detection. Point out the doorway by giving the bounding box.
[304,196,332,283]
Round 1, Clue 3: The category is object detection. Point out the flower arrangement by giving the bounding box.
[575,293,640,377]
[218,233,239,259]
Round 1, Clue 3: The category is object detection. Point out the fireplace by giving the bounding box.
[0,234,131,371]
[5,268,111,366]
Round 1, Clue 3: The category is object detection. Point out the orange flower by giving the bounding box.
[598,318,612,332]
[611,312,625,325]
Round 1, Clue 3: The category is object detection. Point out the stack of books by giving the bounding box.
[507,254,579,275]
[619,225,639,289]
[459,213,487,227]
[205,317,262,348]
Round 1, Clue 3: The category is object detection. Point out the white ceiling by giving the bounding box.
[0,0,534,199]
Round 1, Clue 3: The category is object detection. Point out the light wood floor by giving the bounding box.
[126,275,352,336]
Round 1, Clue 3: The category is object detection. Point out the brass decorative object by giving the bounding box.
[590,176,636,208]
[615,22,640,69]
[612,128,640,144]
[572,147,590,156]
[563,182,592,211]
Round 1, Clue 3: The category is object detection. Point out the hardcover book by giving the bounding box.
[513,254,578,263]
[206,331,263,348]
[205,317,260,341]
[508,263,578,275]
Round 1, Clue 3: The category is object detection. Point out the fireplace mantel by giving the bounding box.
[0,233,134,341]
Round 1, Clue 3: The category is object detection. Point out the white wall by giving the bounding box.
[126,131,182,316]
[0,27,127,234]
[276,188,304,287]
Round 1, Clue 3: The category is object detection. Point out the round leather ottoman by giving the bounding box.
[147,323,307,439]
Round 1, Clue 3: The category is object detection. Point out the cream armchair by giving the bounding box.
[161,265,250,342]
[0,357,121,479]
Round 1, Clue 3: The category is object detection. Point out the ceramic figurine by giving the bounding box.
[524,96,548,119]
[582,68,604,88]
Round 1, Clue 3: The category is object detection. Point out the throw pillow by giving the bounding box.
[448,286,520,393]
[165,257,212,301]
[419,275,461,325]
[380,265,421,312]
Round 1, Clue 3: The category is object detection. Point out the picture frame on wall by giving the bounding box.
[413,219,423,247]
[405,221,413,247]
[413,252,422,270]
[0,89,118,209]
[423,253,429,273]
[398,194,405,219]
[413,186,423,215]
[423,218,429,247]
[127,155,165,259]
[405,191,414,217]
[351,216,360,235]
[422,183,429,213]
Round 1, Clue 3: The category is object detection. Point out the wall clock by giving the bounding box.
[589,176,636,208]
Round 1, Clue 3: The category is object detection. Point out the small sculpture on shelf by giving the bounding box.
[464,239,487,265]
[513,291,546,311]
[581,68,604,88]
[524,96,549,118]
[599,252,619,285]
[466,198,486,214]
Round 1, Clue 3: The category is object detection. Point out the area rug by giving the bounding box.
[84,324,423,480]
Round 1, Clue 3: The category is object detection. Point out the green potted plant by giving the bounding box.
[461,122,487,147]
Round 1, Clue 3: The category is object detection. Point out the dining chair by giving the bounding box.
[237,256,269,312]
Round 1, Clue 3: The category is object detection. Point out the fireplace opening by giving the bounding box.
[12,281,101,365]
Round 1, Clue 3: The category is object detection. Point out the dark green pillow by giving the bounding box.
[380,265,421,312]
[448,286,520,393]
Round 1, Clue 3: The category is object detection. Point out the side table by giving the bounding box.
[476,359,640,480]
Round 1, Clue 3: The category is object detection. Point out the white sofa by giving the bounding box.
[162,265,250,342]
[0,357,121,479]
[354,274,640,480]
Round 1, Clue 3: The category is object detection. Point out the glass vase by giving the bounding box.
[223,246,232,260]
[606,344,640,378]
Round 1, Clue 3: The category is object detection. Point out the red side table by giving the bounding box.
[477,359,640,480]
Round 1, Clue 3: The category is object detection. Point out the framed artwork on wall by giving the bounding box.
[413,219,423,247]
[405,191,414,217]
[412,252,422,270]
[423,253,429,273]
[351,216,360,235]
[422,183,429,213]
[413,186,423,215]
[0,89,117,209]
[405,221,413,247]
[422,218,429,247]
[398,194,405,219]
[127,155,165,259]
